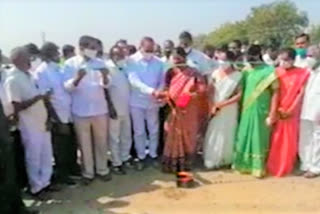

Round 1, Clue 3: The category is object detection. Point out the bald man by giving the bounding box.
[127,37,165,170]
[4,47,53,198]
[299,45,320,178]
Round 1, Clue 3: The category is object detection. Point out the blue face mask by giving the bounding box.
[295,48,307,58]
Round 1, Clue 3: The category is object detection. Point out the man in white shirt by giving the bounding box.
[4,47,53,197]
[299,45,320,178]
[106,46,132,175]
[24,43,42,73]
[35,42,80,185]
[294,33,310,68]
[161,40,174,63]
[63,35,111,184]
[179,31,215,75]
[127,37,165,170]
[161,40,174,72]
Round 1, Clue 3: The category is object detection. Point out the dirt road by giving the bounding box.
[29,168,320,214]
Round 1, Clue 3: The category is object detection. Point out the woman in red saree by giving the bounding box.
[267,48,310,177]
[162,47,207,173]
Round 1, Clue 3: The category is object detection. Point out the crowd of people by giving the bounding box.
[1,31,320,214]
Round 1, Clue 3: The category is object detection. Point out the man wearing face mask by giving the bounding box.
[161,40,174,63]
[179,31,214,75]
[4,47,53,198]
[24,43,41,74]
[35,42,80,186]
[63,35,111,185]
[294,33,310,68]
[105,46,132,175]
[299,45,320,178]
[127,37,165,170]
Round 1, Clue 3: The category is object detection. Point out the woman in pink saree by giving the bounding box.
[162,47,207,173]
[267,48,310,177]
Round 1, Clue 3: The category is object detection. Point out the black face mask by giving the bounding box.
[164,51,172,57]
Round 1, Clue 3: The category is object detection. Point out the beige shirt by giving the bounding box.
[4,67,48,131]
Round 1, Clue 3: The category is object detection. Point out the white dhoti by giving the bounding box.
[131,107,159,160]
[109,114,132,166]
[20,126,53,194]
[299,120,320,174]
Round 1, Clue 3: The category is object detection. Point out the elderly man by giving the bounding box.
[179,31,214,74]
[299,45,320,178]
[24,43,41,73]
[128,37,165,170]
[4,47,53,198]
[63,35,111,185]
[35,42,80,185]
[0,76,39,213]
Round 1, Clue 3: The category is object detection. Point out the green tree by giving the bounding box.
[204,21,248,47]
[193,34,208,49]
[310,24,320,44]
[198,0,308,48]
[246,0,308,47]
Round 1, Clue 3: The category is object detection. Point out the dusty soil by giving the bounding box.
[27,168,320,214]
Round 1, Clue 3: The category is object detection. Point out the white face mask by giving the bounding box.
[218,60,231,69]
[306,57,318,69]
[184,47,191,54]
[142,52,154,61]
[30,58,42,71]
[83,49,97,59]
[116,59,126,68]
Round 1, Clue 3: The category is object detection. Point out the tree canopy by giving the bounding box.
[194,0,310,49]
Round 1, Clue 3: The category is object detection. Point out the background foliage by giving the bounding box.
[194,0,318,49]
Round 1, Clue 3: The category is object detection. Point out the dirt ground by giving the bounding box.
[26,167,320,214]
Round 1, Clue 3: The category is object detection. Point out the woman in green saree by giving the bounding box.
[233,45,279,178]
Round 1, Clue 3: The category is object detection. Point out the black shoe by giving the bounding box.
[98,173,112,182]
[81,177,94,186]
[63,177,78,187]
[112,166,127,175]
[123,158,134,169]
[70,171,82,180]
[135,159,145,171]
[44,184,62,192]
[22,208,41,214]
[150,157,160,169]
[30,190,50,201]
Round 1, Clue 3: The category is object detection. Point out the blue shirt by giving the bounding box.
[127,52,165,109]
[62,55,109,117]
[35,62,72,123]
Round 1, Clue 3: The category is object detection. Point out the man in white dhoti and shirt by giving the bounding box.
[4,47,54,197]
[63,35,111,185]
[299,45,320,178]
[105,45,133,175]
[179,31,216,75]
[127,37,165,170]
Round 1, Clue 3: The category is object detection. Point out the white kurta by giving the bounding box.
[299,66,320,174]
[204,70,242,169]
